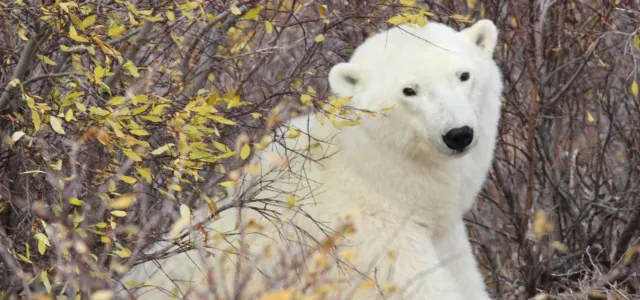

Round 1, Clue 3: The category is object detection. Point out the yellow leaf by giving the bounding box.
[90,290,114,300]
[330,96,351,108]
[265,21,273,34]
[136,167,152,184]
[314,34,325,42]
[124,280,143,288]
[586,111,596,123]
[180,203,191,219]
[631,81,639,97]
[82,15,97,28]
[107,96,126,106]
[258,290,293,300]
[34,233,50,248]
[69,14,85,30]
[110,210,127,217]
[168,217,189,239]
[50,159,62,170]
[12,131,25,142]
[399,0,416,6]
[122,148,142,162]
[69,25,89,43]
[31,109,41,131]
[42,270,51,294]
[18,28,28,40]
[69,197,84,206]
[533,210,549,239]
[166,11,175,21]
[622,246,639,264]
[339,250,357,262]
[141,115,162,122]
[209,115,237,125]
[286,127,300,138]
[128,12,139,26]
[37,54,57,66]
[130,129,149,136]
[387,15,408,25]
[49,116,66,134]
[381,104,396,112]
[151,143,173,155]
[510,16,518,27]
[124,60,140,78]
[38,240,46,255]
[286,196,296,207]
[230,5,242,15]
[240,143,250,160]
[18,253,32,264]
[114,249,132,258]
[318,4,328,18]
[118,175,137,184]
[152,104,170,115]
[65,108,74,122]
[107,22,126,38]
[244,7,261,20]
[300,94,312,104]
[109,193,137,209]
[94,65,105,82]
[550,241,568,253]
[220,181,236,187]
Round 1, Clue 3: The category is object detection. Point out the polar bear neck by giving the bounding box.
[325,125,465,219]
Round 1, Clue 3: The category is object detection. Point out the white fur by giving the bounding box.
[117,20,503,300]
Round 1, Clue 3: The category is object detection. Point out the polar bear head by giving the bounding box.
[328,20,503,160]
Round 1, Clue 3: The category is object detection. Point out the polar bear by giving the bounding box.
[117,19,503,300]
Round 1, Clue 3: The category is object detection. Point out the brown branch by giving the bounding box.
[102,21,154,92]
[0,38,40,111]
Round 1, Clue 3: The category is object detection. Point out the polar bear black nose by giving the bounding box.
[442,126,474,152]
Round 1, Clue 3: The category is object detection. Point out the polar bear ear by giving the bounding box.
[328,63,361,97]
[461,19,498,58]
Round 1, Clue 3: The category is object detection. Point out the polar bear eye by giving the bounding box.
[402,88,417,96]
[459,72,470,82]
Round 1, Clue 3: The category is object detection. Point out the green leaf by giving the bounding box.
[244,7,261,20]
